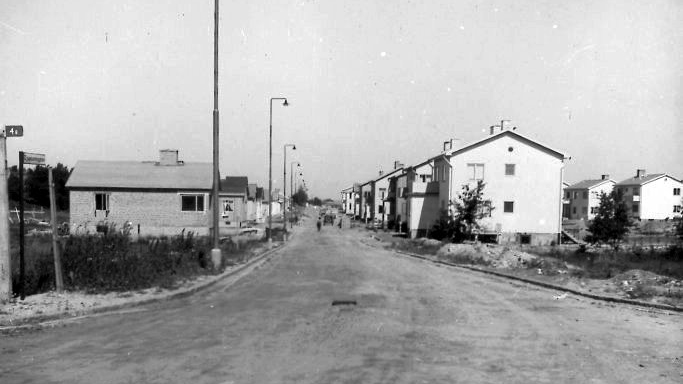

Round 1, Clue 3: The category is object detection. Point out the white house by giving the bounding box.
[431,125,568,245]
[564,176,615,221]
[615,170,683,220]
[403,159,439,238]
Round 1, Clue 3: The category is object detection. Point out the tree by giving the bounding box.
[587,189,632,248]
[676,197,683,239]
[7,163,71,210]
[430,180,491,242]
[309,197,322,207]
[291,186,308,206]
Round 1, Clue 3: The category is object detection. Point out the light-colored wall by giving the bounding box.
[70,190,210,236]
[395,174,408,227]
[448,134,564,235]
[407,193,440,238]
[373,176,392,224]
[641,177,683,220]
[219,194,246,228]
[566,182,614,220]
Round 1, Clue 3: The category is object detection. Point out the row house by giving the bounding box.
[346,123,569,245]
[615,170,682,220]
[564,176,615,221]
[340,186,354,215]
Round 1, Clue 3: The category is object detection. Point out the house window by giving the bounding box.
[419,174,431,183]
[590,207,598,214]
[505,164,515,176]
[503,201,514,213]
[380,188,386,200]
[572,207,576,214]
[95,193,109,212]
[674,205,682,213]
[631,204,638,214]
[467,163,485,181]
[378,205,384,214]
[674,188,681,196]
[633,188,640,196]
[565,191,570,199]
[573,191,578,199]
[582,191,588,199]
[477,200,493,217]
[181,194,205,212]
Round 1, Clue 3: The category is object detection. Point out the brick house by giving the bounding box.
[66,150,213,236]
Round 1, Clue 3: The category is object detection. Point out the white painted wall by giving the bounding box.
[641,177,683,219]
[448,134,564,234]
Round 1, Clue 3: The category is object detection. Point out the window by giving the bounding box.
[582,191,588,199]
[674,205,682,213]
[572,207,576,214]
[565,191,570,199]
[505,164,515,176]
[674,188,681,196]
[631,204,638,214]
[573,191,578,199]
[380,188,386,200]
[181,194,205,212]
[633,187,640,196]
[419,174,431,183]
[477,200,493,217]
[467,163,485,181]
[503,201,514,213]
[590,207,598,214]
[95,193,109,211]
[378,205,384,214]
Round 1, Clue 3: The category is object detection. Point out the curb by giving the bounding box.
[363,238,682,313]
[0,238,292,332]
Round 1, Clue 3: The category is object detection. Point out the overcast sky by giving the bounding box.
[1,0,681,199]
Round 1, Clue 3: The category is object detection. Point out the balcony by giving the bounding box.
[410,181,440,195]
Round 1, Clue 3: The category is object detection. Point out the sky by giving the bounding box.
[1,0,681,199]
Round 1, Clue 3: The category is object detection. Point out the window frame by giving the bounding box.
[674,188,681,196]
[95,192,110,211]
[467,163,485,181]
[503,201,514,213]
[180,194,206,212]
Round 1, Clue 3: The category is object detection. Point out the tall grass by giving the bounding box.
[11,229,264,296]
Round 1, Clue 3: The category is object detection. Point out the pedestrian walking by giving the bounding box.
[316,217,322,232]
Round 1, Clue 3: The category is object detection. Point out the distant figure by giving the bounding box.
[316,217,322,232]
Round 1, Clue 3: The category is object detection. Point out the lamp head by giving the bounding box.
[292,145,296,150]
[282,99,289,107]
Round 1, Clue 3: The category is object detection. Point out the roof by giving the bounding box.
[374,167,404,183]
[615,174,679,186]
[444,129,567,160]
[566,179,614,190]
[66,160,213,190]
[220,176,249,194]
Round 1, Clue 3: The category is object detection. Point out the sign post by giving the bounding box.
[19,151,45,300]
[0,126,22,302]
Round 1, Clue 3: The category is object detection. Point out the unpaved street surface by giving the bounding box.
[1,220,682,383]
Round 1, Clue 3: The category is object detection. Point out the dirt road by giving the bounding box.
[1,218,681,383]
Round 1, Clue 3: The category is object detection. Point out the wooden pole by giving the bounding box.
[19,151,24,300]
[48,168,63,292]
[0,134,11,302]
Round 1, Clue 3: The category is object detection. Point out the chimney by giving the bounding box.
[489,125,499,135]
[159,149,180,166]
[393,160,404,169]
[501,119,511,131]
[636,169,646,178]
[379,170,384,176]
[601,174,609,180]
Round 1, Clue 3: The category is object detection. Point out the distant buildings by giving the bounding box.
[564,176,615,221]
[615,170,682,220]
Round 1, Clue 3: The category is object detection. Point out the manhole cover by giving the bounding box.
[331,299,357,306]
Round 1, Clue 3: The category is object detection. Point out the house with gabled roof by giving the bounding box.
[564,175,615,221]
[373,162,404,228]
[431,123,568,245]
[66,149,213,236]
[219,176,249,228]
[615,169,682,220]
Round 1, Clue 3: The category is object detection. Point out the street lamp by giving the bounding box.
[210,0,221,268]
[290,161,300,227]
[283,144,296,234]
[268,97,288,243]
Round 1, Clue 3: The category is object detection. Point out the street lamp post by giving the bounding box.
[268,97,288,243]
[290,161,300,228]
[283,144,296,235]
[210,0,221,268]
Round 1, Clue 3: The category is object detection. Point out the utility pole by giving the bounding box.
[210,0,222,269]
[0,132,11,302]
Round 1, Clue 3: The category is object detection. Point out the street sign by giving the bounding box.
[4,125,23,137]
[22,152,45,165]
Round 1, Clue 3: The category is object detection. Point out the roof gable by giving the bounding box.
[220,176,249,194]
[566,179,615,190]
[446,130,566,160]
